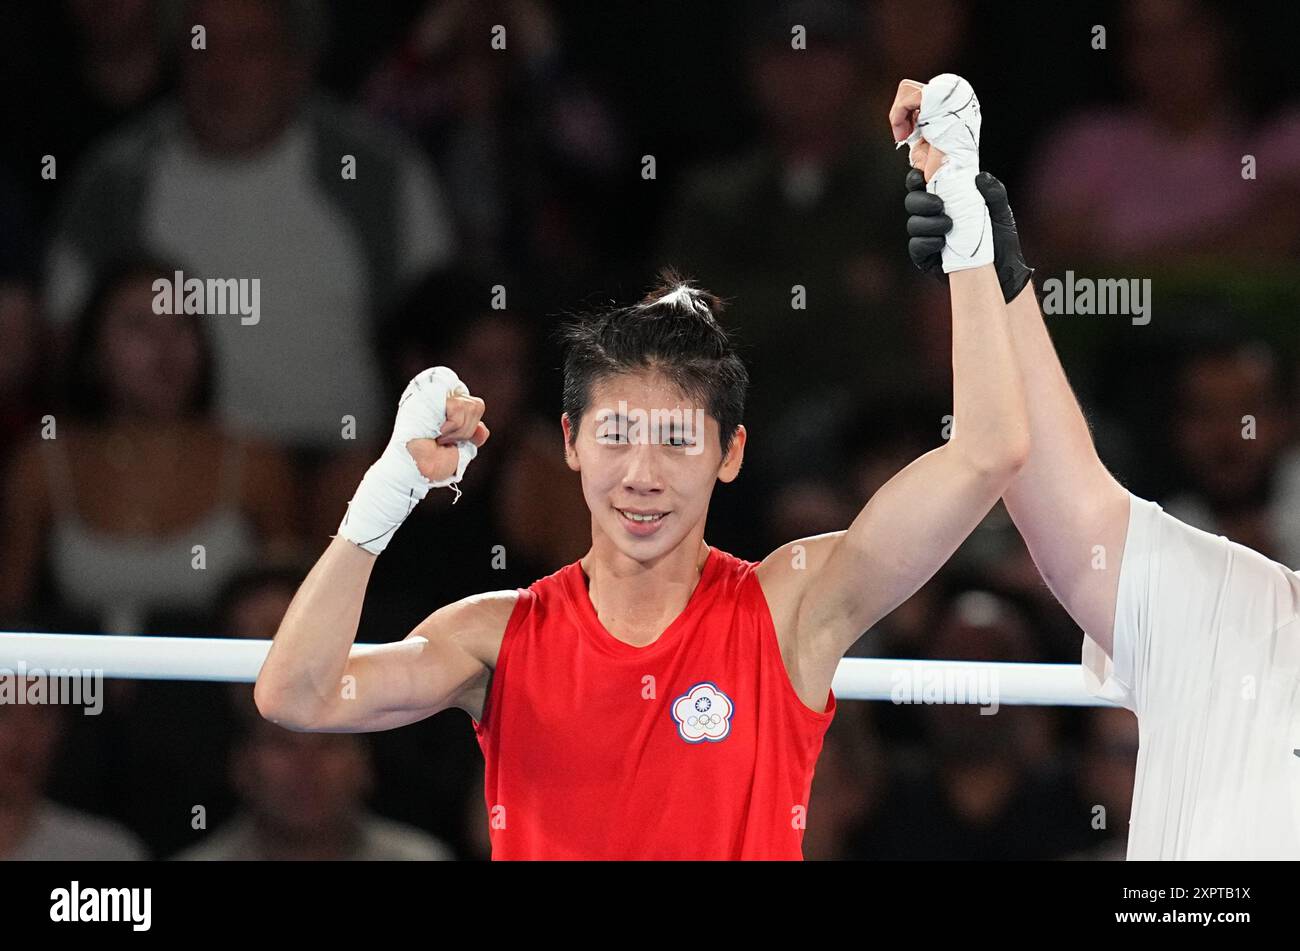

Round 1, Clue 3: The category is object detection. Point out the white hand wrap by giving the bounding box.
[337,366,479,555]
[898,73,993,272]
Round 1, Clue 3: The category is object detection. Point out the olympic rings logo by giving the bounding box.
[686,713,723,728]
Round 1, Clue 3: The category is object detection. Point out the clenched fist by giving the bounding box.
[338,366,487,554]
[408,392,490,483]
[889,79,947,183]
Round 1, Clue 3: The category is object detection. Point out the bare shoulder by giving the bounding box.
[410,589,522,722]
[408,588,522,672]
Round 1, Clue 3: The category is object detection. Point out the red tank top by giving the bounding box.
[472,546,836,859]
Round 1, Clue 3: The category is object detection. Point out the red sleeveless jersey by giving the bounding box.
[472,546,836,860]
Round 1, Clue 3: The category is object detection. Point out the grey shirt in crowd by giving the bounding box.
[171,812,455,861]
[3,800,148,860]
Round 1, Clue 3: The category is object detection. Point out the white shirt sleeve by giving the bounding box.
[1083,493,1300,716]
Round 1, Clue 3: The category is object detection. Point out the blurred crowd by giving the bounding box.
[1,0,1298,860]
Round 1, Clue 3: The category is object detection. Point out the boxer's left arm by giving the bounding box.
[758,265,1028,709]
[757,78,1029,711]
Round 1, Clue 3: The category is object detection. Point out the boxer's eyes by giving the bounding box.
[593,431,695,448]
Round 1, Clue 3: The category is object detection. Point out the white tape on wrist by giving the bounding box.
[898,73,993,272]
[931,163,992,272]
[337,366,479,555]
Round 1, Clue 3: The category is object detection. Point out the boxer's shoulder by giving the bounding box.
[441,589,521,671]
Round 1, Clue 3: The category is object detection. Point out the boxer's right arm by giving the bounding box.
[254,554,511,733]
[255,367,492,730]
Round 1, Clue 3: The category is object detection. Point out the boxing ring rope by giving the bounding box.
[0,632,1116,706]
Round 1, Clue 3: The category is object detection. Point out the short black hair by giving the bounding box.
[555,268,748,455]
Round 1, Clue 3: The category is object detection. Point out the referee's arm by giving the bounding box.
[1000,284,1132,656]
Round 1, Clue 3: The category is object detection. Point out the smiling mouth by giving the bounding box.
[616,508,669,523]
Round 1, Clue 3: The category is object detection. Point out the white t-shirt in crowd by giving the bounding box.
[1083,494,1300,859]
[45,115,454,449]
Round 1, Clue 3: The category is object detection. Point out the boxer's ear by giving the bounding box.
[560,413,580,471]
[717,425,747,484]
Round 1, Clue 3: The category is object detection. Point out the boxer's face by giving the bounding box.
[563,370,744,562]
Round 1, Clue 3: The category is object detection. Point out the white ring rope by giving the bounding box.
[0,632,1117,706]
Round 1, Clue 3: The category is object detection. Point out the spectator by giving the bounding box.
[44,0,458,451]
[0,259,298,633]
[803,705,885,860]
[0,679,147,860]
[167,566,459,862]
[364,0,625,291]
[657,0,914,483]
[0,1,171,230]
[1163,338,1300,565]
[1026,0,1300,267]
[1067,707,1139,860]
[173,712,454,861]
[885,591,1085,859]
